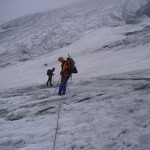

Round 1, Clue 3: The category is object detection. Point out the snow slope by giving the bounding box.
[0,0,119,67]
[1,22,150,91]
[1,0,150,150]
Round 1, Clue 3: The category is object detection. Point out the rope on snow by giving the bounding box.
[52,95,64,150]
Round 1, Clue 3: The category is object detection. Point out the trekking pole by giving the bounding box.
[66,83,70,94]
[54,76,61,95]
[53,74,60,86]
[55,74,60,79]
[52,75,55,86]
[70,75,72,82]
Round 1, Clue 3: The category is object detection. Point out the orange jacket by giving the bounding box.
[61,61,70,77]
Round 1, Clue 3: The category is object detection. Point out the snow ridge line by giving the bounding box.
[53,95,64,150]
[98,77,150,81]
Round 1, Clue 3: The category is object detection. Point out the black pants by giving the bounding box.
[47,75,52,86]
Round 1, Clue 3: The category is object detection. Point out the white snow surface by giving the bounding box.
[1,0,150,150]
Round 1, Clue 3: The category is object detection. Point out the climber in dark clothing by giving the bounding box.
[46,67,55,87]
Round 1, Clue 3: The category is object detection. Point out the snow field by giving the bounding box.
[1,0,150,149]
[1,74,150,150]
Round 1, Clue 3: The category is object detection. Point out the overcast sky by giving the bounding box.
[0,0,83,24]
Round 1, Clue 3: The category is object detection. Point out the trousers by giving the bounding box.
[58,76,69,95]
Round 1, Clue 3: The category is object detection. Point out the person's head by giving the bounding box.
[58,57,64,62]
[52,67,55,71]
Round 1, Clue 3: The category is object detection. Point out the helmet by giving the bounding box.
[52,67,55,70]
[58,57,64,61]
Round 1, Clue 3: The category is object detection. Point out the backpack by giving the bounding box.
[47,69,51,75]
[66,57,78,74]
